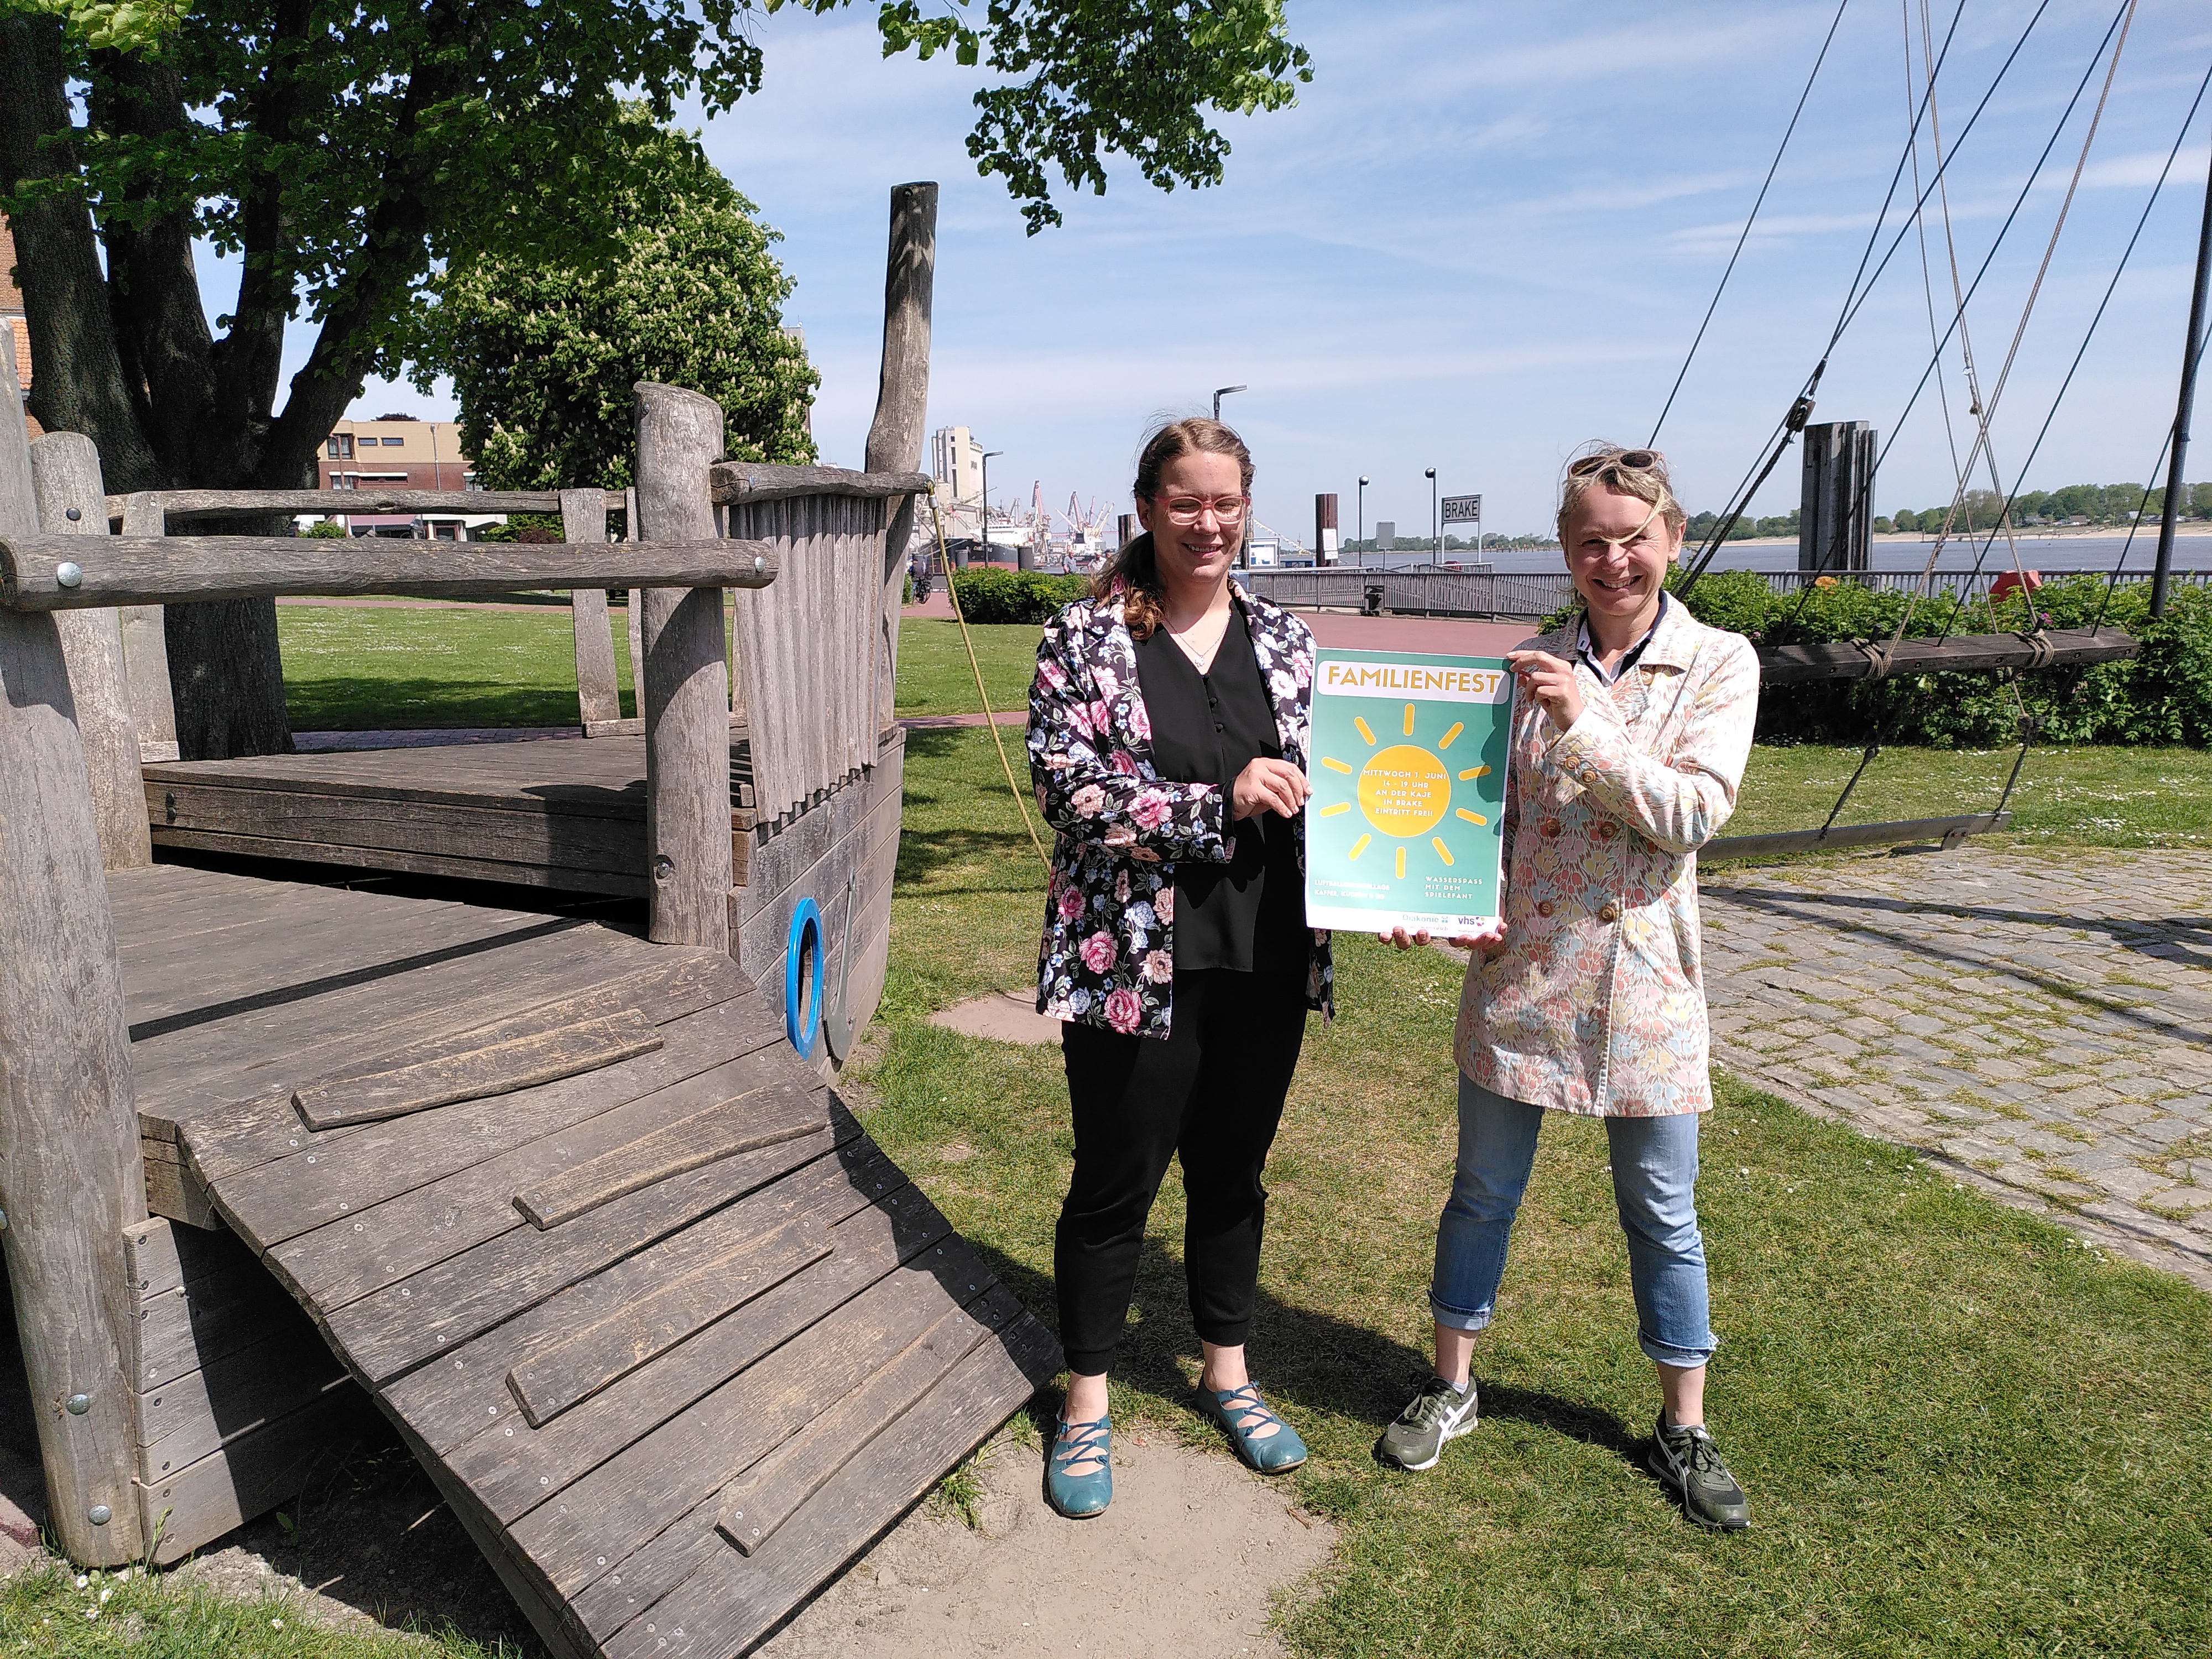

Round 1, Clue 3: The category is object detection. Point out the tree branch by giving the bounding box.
[0,13,161,489]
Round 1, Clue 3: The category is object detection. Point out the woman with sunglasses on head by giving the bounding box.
[1375,445,1761,1531]
[1026,417,1331,1519]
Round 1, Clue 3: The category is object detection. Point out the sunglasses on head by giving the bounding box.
[1568,448,1661,477]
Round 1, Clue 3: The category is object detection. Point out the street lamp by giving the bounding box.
[1212,384,1247,422]
[1425,468,1438,565]
[977,450,1004,567]
[1357,476,1369,568]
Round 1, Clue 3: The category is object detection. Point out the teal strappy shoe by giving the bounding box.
[1202,1383,1307,1474]
[1047,1414,1113,1518]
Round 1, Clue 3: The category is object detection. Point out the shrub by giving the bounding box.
[1667,570,2212,747]
[304,520,348,538]
[945,566,1089,625]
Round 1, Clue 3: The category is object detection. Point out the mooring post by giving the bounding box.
[0,355,149,1566]
[633,383,733,951]
[32,434,153,870]
[864,182,938,734]
[1798,420,1876,573]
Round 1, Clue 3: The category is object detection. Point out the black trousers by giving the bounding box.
[1055,967,1310,1376]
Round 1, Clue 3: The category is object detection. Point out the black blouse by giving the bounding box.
[1132,603,1308,974]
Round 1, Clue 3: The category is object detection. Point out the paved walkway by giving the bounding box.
[1701,847,2212,1288]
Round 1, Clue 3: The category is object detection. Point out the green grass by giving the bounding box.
[267,603,2212,853]
[1733,743,2212,849]
[276,602,637,732]
[0,1562,520,1657]
[852,725,2212,1658]
[893,619,1040,718]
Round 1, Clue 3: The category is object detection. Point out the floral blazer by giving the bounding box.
[1452,601,1759,1116]
[1029,578,1333,1038]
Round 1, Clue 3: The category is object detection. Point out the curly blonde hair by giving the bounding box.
[1091,418,1255,640]
[1556,442,1688,546]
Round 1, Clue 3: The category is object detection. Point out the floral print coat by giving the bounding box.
[1453,601,1759,1116]
[1029,579,1333,1038]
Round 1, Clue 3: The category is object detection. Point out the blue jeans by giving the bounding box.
[1430,1075,1717,1368]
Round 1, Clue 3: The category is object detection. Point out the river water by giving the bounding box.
[1330,533,2212,578]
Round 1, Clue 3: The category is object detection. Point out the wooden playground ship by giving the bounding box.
[0,185,1059,1658]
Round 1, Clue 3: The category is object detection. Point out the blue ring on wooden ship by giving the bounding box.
[785,898,825,1058]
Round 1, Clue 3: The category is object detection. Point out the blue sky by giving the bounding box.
[319,0,2212,541]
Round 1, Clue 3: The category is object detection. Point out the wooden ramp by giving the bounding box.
[118,862,1057,1658]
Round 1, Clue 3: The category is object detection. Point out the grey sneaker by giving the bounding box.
[1375,1375,1478,1471]
[1647,1412,1751,1530]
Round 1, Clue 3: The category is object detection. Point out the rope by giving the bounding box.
[1892,0,2136,649]
[1647,0,1853,447]
[1929,57,2212,646]
[929,492,1051,873]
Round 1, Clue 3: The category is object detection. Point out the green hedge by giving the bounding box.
[945,567,1089,625]
[1666,571,2212,747]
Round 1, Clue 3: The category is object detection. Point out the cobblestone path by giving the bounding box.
[1700,848,2212,1290]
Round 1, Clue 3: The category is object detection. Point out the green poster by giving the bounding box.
[1303,649,1514,934]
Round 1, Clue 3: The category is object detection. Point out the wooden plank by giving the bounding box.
[512,1082,826,1230]
[511,1245,993,1602]
[253,1053,805,1310]
[32,434,153,870]
[455,1185,950,1532]
[174,966,758,1190]
[600,1296,1054,1659]
[123,888,556,1033]
[1755,626,2137,685]
[0,349,148,1563]
[130,921,712,1138]
[1704,811,2014,861]
[150,780,650,873]
[144,739,653,814]
[714,1297,990,1556]
[117,494,180,761]
[561,488,623,731]
[586,715,644,739]
[108,488,564,522]
[136,1268,289,1392]
[324,1115,848,1386]
[138,1389,373,1566]
[137,1326,351,1483]
[381,1138,907,1460]
[634,383,734,953]
[706,463,932,506]
[294,1009,663,1130]
[384,1415,601,1659]
[123,1213,241,1303]
[0,534,779,611]
[148,826,653,898]
[146,1156,221,1230]
[507,1214,832,1428]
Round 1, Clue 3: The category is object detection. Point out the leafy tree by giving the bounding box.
[0,0,1310,756]
[414,114,816,495]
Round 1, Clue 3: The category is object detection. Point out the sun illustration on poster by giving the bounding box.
[1316,703,1492,881]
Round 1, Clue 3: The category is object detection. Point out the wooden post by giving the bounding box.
[633,383,732,951]
[2152,144,2212,619]
[31,435,153,870]
[1798,420,1876,573]
[117,494,181,761]
[863,182,937,735]
[560,488,623,729]
[1315,493,1340,565]
[625,488,645,717]
[0,346,148,1567]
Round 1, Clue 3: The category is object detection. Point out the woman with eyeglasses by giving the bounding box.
[1026,417,1331,1519]
[1375,445,1761,1532]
